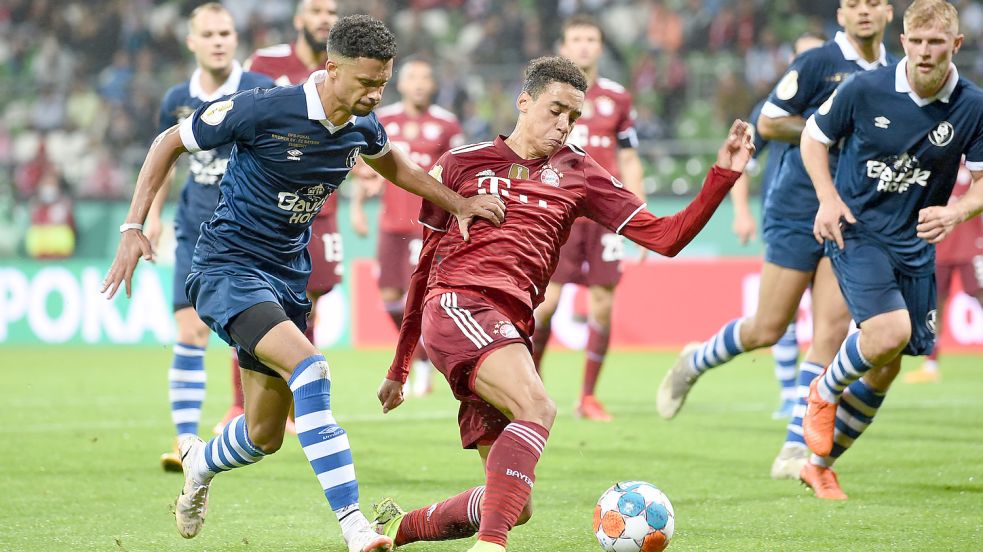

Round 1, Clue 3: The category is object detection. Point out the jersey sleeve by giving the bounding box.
[417,152,456,232]
[359,113,391,159]
[387,227,441,383]
[583,154,646,233]
[762,51,824,118]
[157,87,179,136]
[621,166,740,256]
[805,76,858,147]
[966,118,983,171]
[178,90,257,153]
[615,92,639,149]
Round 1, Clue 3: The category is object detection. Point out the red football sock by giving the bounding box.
[582,323,611,397]
[395,486,485,545]
[927,346,939,362]
[478,420,549,547]
[530,323,551,374]
[231,348,244,408]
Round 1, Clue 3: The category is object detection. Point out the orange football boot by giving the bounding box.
[576,395,613,422]
[800,463,848,500]
[803,377,837,457]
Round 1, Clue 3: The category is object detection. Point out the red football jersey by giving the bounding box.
[937,163,983,263]
[376,103,464,234]
[566,77,637,178]
[245,43,338,219]
[386,137,739,380]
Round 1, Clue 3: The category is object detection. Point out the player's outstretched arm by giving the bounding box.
[917,170,983,243]
[101,126,187,299]
[730,172,757,245]
[365,146,505,241]
[620,120,753,257]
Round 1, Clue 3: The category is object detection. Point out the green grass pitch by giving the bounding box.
[1,346,981,551]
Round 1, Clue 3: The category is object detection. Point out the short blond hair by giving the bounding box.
[904,0,959,35]
[189,2,232,32]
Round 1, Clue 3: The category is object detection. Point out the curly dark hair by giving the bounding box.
[327,15,397,61]
[522,56,588,98]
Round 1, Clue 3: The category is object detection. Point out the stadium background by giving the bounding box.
[2,0,982,350]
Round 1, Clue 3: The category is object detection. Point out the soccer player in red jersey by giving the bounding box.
[905,161,983,383]
[530,15,646,421]
[369,56,753,552]
[351,57,465,397]
[214,0,340,430]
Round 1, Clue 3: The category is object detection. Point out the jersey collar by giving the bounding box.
[834,31,888,71]
[304,70,357,132]
[189,60,243,102]
[895,57,959,107]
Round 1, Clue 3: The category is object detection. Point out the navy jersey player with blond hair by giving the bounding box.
[102,15,504,552]
[801,0,983,500]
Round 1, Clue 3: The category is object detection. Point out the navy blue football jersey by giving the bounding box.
[178,70,390,283]
[808,60,983,273]
[748,100,787,208]
[158,62,274,239]
[762,32,895,230]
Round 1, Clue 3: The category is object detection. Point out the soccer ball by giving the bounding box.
[593,481,674,552]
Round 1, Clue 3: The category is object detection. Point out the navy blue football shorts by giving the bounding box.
[762,222,825,273]
[172,221,199,312]
[826,238,937,356]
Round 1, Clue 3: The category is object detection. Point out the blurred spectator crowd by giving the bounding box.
[2,0,983,258]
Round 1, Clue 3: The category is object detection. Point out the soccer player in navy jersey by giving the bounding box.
[729,32,826,422]
[657,0,896,486]
[146,2,274,474]
[801,0,983,500]
[102,15,504,552]
[369,56,753,552]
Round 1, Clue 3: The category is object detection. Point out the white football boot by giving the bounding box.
[175,436,210,538]
[656,342,701,419]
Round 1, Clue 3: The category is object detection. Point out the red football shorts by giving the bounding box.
[377,230,421,290]
[937,257,983,299]
[552,219,623,287]
[307,214,343,294]
[422,290,530,449]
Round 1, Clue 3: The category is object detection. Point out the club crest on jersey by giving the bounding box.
[929,121,954,147]
[346,147,361,168]
[540,167,561,187]
[493,320,520,339]
[201,100,234,126]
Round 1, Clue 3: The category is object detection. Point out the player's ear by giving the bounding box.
[953,33,964,55]
[516,91,531,114]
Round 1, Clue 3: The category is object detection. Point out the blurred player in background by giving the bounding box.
[103,15,504,551]
[658,0,895,485]
[530,15,645,421]
[729,31,826,420]
[371,56,752,552]
[904,161,983,382]
[351,57,465,397]
[210,0,339,431]
[803,0,983,499]
[147,3,273,472]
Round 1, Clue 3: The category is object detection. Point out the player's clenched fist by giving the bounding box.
[715,119,756,173]
[377,378,405,414]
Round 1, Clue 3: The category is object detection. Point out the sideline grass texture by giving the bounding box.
[1,346,980,551]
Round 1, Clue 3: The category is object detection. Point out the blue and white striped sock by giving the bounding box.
[690,318,746,374]
[194,413,266,483]
[288,355,364,523]
[811,379,886,467]
[771,324,799,402]
[169,343,206,438]
[818,333,874,403]
[783,361,823,447]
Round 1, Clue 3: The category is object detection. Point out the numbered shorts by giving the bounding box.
[187,266,311,376]
[826,239,937,356]
[553,219,623,287]
[937,257,983,298]
[377,230,422,290]
[762,221,824,273]
[307,214,343,294]
[421,291,530,449]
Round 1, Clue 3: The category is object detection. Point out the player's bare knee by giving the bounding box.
[245,418,285,454]
[518,395,556,429]
[745,318,786,349]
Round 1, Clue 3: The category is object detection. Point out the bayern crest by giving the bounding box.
[493,320,520,339]
[541,166,561,187]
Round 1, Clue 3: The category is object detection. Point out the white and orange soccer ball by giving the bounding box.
[593,481,675,552]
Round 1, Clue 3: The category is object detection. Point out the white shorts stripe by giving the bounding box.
[440,294,487,348]
[303,433,352,462]
[453,294,494,343]
[295,410,338,434]
[317,464,357,490]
